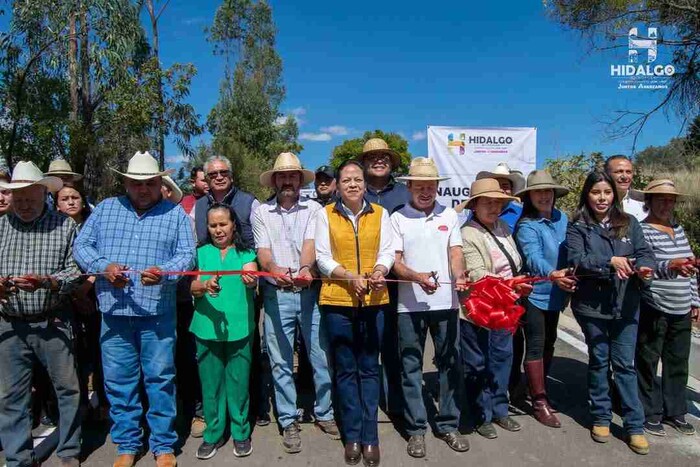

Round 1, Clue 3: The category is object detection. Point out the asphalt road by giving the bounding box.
[4,318,700,467]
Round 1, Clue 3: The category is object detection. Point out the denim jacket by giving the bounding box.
[515,209,568,312]
[565,215,655,320]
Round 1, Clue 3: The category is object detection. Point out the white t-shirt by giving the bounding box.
[622,191,646,221]
[391,202,462,313]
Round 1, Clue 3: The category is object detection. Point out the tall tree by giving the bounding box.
[330,130,412,173]
[545,1,700,149]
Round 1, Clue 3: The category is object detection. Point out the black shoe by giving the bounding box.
[437,431,470,452]
[476,422,498,439]
[233,438,253,457]
[643,421,666,437]
[256,413,271,426]
[494,416,521,432]
[406,435,426,458]
[196,438,225,460]
[282,421,302,453]
[664,416,696,435]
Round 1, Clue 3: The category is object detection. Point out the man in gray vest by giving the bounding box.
[192,156,259,248]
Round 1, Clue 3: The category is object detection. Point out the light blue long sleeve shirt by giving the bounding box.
[515,209,568,311]
[74,196,195,317]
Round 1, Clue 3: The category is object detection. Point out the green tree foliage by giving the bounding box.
[545,1,700,148]
[206,0,300,199]
[329,130,412,174]
[544,152,605,216]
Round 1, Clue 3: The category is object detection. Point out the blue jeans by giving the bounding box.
[460,320,512,426]
[0,318,81,466]
[575,313,644,434]
[101,313,177,455]
[398,310,461,435]
[261,283,333,428]
[324,305,384,445]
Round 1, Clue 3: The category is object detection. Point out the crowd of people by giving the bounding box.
[0,141,698,467]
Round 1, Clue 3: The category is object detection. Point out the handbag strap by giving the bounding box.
[473,218,520,275]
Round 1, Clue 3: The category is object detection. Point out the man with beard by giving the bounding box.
[193,156,259,248]
[605,154,645,221]
[252,153,338,454]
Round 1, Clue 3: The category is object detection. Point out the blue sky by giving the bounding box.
[156,1,685,171]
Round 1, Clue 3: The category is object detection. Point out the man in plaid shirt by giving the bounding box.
[0,161,82,467]
[74,152,195,467]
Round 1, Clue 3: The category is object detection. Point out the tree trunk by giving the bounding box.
[68,11,79,124]
[146,0,166,170]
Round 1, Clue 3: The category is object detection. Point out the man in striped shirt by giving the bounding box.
[636,179,699,437]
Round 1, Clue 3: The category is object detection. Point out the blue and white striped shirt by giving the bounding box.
[640,222,700,315]
[73,196,195,317]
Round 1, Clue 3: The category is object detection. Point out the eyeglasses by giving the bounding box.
[366,154,391,164]
[207,170,231,179]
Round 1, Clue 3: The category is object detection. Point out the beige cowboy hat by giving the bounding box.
[45,159,83,181]
[640,178,686,197]
[396,157,449,182]
[111,151,174,180]
[161,175,183,203]
[357,138,401,168]
[259,152,315,188]
[515,170,570,199]
[476,162,525,194]
[0,161,63,192]
[456,178,519,212]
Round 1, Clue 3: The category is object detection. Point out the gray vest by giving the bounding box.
[194,188,256,249]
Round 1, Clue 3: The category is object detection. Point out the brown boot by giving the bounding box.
[112,454,136,467]
[524,359,561,428]
[155,453,177,467]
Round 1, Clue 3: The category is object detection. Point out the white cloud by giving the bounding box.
[320,125,350,136]
[412,131,427,141]
[276,106,307,126]
[300,132,332,142]
[165,154,185,165]
[182,16,206,26]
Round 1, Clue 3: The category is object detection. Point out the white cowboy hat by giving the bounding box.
[45,159,83,181]
[0,161,63,192]
[396,157,449,182]
[357,138,401,168]
[476,162,525,195]
[259,152,315,188]
[162,175,183,203]
[110,151,174,180]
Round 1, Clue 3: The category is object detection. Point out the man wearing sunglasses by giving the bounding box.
[192,156,259,249]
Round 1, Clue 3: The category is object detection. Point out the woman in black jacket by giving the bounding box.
[566,170,655,455]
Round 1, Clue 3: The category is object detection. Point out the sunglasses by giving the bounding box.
[207,170,231,179]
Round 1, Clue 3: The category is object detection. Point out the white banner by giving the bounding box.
[427,126,537,208]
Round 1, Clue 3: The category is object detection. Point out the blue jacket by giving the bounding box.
[566,215,655,320]
[515,209,568,312]
[364,177,409,214]
[499,201,523,232]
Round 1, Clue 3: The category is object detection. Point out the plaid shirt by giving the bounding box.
[73,196,195,317]
[0,210,81,318]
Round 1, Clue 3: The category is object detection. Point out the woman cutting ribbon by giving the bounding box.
[566,170,655,455]
[189,204,258,460]
[459,178,532,440]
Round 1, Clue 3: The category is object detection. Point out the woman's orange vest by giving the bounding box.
[319,202,390,307]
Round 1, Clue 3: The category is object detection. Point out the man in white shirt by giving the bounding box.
[390,158,470,458]
[605,154,646,221]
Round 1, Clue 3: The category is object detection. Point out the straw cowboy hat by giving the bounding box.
[45,159,83,181]
[162,175,183,203]
[455,178,519,212]
[514,170,569,199]
[397,157,449,182]
[357,138,401,168]
[640,178,686,198]
[0,161,63,192]
[476,162,525,194]
[259,152,315,188]
[111,151,174,180]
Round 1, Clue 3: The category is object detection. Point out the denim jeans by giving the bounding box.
[0,318,81,467]
[324,305,384,445]
[101,313,177,455]
[575,313,644,434]
[261,282,333,428]
[398,310,460,435]
[460,320,512,426]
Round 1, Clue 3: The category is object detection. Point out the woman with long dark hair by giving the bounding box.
[566,170,655,455]
[514,170,575,428]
